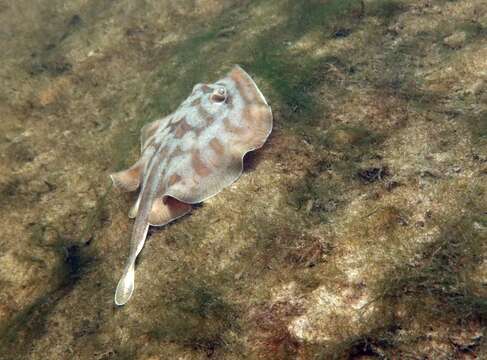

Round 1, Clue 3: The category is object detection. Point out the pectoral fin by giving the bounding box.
[110,160,144,192]
[149,196,192,226]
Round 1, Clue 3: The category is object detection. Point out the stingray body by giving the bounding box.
[110,65,272,305]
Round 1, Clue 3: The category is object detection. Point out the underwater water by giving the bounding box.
[0,0,486,358]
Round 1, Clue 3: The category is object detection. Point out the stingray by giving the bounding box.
[110,65,273,305]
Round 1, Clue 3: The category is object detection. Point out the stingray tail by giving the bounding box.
[113,207,150,306]
[114,262,135,306]
[113,145,162,306]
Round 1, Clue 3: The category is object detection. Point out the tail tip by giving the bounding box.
[114,269,135,306]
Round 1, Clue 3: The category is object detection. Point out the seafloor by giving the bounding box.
[0,0,486,359]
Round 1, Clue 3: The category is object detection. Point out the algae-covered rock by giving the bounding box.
[443,31,467,49]
[0,0,486,359]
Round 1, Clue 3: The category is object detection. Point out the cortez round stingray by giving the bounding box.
[110,65,273,305]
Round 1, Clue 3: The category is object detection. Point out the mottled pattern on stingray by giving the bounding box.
[113,65,272,212]
[163,65,272,204]
[110,65,272,305]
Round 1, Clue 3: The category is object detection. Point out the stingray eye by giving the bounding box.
[210,87,227,103]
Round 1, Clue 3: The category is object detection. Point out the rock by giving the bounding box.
[443,31,467,49]
[288,285,375,342]
[27,179,51,195]
[467,78,486,96]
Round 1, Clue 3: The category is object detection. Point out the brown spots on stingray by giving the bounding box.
[223,117,246,135]
[242,107,253,128]
[173,117,193,138]
[230,67,257,104]
[243,106,265,132]
[225,94,233,109]
[169,145,184,159]
[209,138,225,156]
[194,126,206,137]
[156,145,170,162]
[191,150,212,177]
[206,116,215,126]
[197,105,213,124]
[168,174,182,186]
[193,105,215,132]
[173,126,184,139]
[224,115,263,151]
[200,84,212,94]
[208,138,225,167]
[190,97,201,107]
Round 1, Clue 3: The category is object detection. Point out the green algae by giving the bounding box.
[0,178,20,205]
[0,187,105,357]
[1,280,108,360]
[5,142,36,163]
[243,1,362,126]
[78,184,112,246]
[367,0,406,24]
[147,274,239,356]
[144,0,364,133]
[289,171,342,222]
[0,295,59,360]
[354,196,487,356]
[467,111,487,147]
